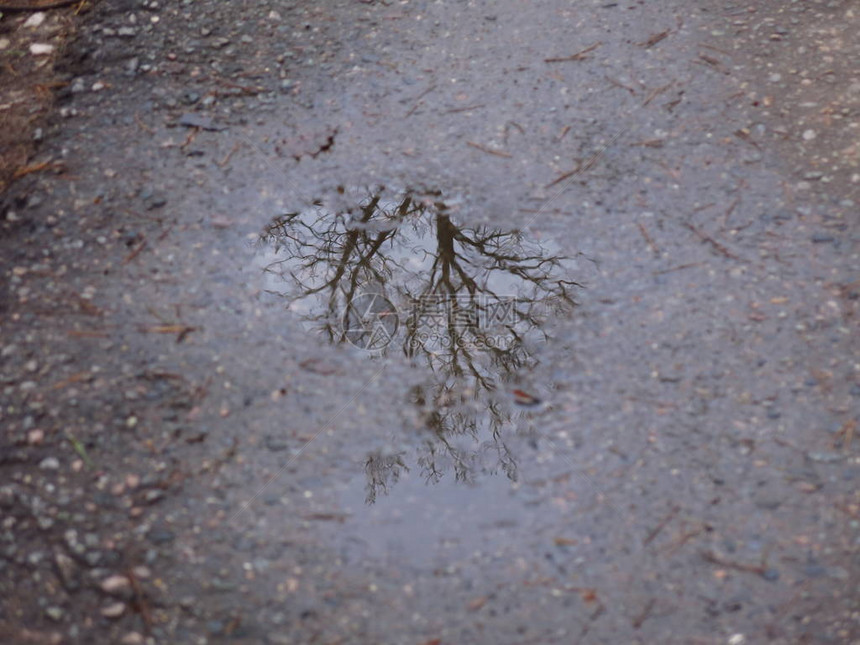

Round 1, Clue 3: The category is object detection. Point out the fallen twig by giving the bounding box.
[52,371,92,390]
[639,30,670,48]
[13,160,61,180]
[139,325,190,333]
[720,196,740,230]
[157,223,174,242]
[545,42,602,63]
[446,103,485,113]
[701,550,767,577]
[653,262,702,275]
[637,221,660,256]
[301,513,351,522]
[546,161,583,188]
[123,237,148,265]
[218,142,241,167]
[642,82,673,106]
[138,324,198,341]
[67,330,110,338]
[632,598,656,629]
[630,139,664,148]
[683,222,741,260]
[405,84,436,117]
[643,505,679,545]
[126,566,153,634]
[215,78,265,96]
[134,113,154,134]
[732,128,760,149]
[503,120,525,144]
[604,75,636,94]
[180,128,198,150]
[546,152,601,187]
[662,524,707,555]
[695,54,730,74]
[466,141,512,158]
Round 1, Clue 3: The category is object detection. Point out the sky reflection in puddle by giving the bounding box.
[257,187,579,502]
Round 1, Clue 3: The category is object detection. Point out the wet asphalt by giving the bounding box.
[1,0,858,643]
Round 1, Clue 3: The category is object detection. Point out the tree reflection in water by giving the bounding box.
[258,187,579,503]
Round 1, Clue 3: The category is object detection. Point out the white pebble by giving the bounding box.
[30,43,54,56]
[24,12,46,28]
[39,457,60,470]
[100,574,131,594]
[101,602,126,618]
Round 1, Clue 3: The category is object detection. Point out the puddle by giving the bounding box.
[335,468,546,570]
[256,187,580,502]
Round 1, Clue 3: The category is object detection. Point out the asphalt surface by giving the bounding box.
[1,1,858,644]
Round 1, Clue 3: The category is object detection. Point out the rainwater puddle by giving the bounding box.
[336,469,546,571]
[254,186,580,562]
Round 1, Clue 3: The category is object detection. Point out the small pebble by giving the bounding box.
[24,12,46,28]
[101,602,126,618]
[30,43,54,56]
[132,565,151,579]
[39,457,60,470]
[100,574,131,595]
[144,490,165,504]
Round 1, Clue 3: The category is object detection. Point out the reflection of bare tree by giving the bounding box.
[259,188,578,501]
[364,451,409,505]
[260,193,423,343]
